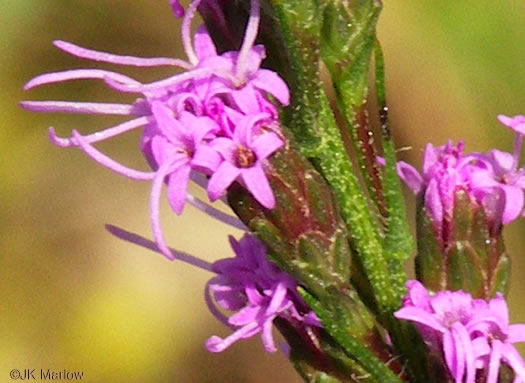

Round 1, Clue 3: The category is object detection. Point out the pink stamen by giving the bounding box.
[20,101,135,116]
[72,130,156,180]
[181,0,204,66]
[185,193,246,230]
[102,67,235,93]
[54,40,192,69]
[150,162,180,260]
[205,279,233,327]
[236,0,261,80]
[513,133,523,171]
[24,69,140,90]
[206,321,260,353]
[48,117,149,147]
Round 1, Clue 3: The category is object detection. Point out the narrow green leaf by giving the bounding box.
[320,0,384,219]
[300,288,404,383]
[374,41,414,268]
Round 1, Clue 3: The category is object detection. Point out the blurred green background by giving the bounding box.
[1,1,524,382]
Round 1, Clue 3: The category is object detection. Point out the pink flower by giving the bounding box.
[207,113,284,208]
[393,141,490,239]
[205,234,321,353]
[394,114,525,236]
[147,102,221,214]
[470,114,525,224]
[395,280,525,383]
[21,0,289,260]
[106,225,320,353]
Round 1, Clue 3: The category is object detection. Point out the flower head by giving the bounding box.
[21,0,289,260]
[395,140,490,239]
[470,114,525,225]
[207,113,284,208]
[395,280,525,383]
[106,225,320,354]
[396,115,525,238]
[205,234,321,353]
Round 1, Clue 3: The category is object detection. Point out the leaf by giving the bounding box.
[300,288,405,383]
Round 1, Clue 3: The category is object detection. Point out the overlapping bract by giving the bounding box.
[395,281,525,383]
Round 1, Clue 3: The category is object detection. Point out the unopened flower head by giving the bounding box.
[21,0,289,261]
[395,280,525,383]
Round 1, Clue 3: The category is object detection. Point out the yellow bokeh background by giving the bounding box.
[1,1,523,382]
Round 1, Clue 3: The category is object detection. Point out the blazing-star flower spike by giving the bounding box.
[395,280,525,383]
[21,0,290,260]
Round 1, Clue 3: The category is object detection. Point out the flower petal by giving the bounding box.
[424,178,443,230]
[396,161,424,194]
[241,165,275,209]
[167,164,192,215]
[192,145,222,173]
[261,317,277,352]
[206,321,259,353]
[151,102,187,146]
[509,324,525,343]
[489,149,515,174]
[500,184,524,224]
[211,137,237,163]
[207,161,240,201]
[252,69,290,106]
[231,83,260,115]
[499,114,525,135]
[394,307,447,332]
[443,330,461,382]
[194,25,217,60]
[404,280,432,309]
[266,282,288,316]
[488,293,509,325]
[252,132,284,161]
[423,143,439,177]
[487,339,503,383]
